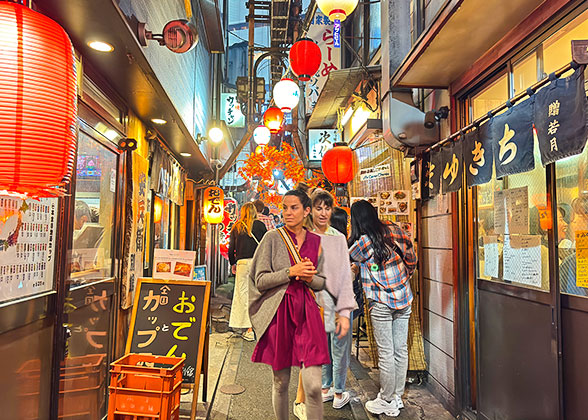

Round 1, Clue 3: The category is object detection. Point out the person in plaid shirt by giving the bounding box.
[254,199,276,231]
[348,200,417,417]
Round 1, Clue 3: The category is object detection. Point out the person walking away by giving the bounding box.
[228,202,267,341]
[293,192,357,419]
[254,199,276,230]
[348,200,417,417]
[249,189,328,420]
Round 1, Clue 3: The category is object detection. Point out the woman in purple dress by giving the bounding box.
[249,189,329,420]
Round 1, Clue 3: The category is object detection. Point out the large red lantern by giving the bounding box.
[263,107,284,134]
[321,143,357,184]
[0,2,77,197]
[289,39,322,82]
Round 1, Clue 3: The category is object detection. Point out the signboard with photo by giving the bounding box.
[376,190,410,216]
[308,129,340,161]
[153,249,196,280]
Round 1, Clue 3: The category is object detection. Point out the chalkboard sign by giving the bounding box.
[126,278,211,385]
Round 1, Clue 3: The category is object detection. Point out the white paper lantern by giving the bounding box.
[316,0,359,21]
[273,78,300,113]
[253,125,271,145]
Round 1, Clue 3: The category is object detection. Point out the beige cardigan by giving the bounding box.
[248,229,326,338]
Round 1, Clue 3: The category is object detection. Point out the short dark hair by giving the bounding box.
[330,207,348,236]
[253,199,265,213]
[284,189,311,209]
[311,189,334,209]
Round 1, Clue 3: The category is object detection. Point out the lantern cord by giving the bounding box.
[423,60,577,154]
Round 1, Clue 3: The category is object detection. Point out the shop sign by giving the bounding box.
[465,124,493,187]
[359,163,391,181]
[220,198,239,259]
[309,129,339,161]
[576,231,588,288]
[221,93,245,128]
[203,187,224,224]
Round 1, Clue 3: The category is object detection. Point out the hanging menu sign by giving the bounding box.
[0,196,58,303]
[127,278,211,384]
[576,230,588,288]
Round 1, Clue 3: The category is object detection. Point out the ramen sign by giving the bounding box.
[203,187,224,224]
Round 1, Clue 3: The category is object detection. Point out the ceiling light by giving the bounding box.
[88,40,114,52]
[151,118,167,125]
[180,152,192,157]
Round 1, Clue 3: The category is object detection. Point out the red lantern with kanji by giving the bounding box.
[203,187,224,224]
[289,38,322,82]
[0,2,78,197]
[321,143,357,184]
[263,107,284,134]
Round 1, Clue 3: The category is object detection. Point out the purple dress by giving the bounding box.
[251,228,330,370]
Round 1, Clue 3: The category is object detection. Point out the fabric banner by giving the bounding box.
[420,152,431,200]
[122,153,149,309]
[464,123,493,186]
[491,96,535,178]
[220,198,239,260]
[535,66,588,166]
[441,137,463,193]
[429,148,442,197]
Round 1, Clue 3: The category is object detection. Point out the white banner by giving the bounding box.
[359,164,392,181]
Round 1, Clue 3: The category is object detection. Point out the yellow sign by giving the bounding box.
[576,230,588,288]
[203,187,224,224]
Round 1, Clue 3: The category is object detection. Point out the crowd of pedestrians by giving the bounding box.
[227,186,417,419]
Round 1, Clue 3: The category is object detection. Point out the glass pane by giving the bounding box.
[556,148,588,297]
[368,1,381,59]
[69,131,117,285]
[472,75,509,120]
[543,9,588,76]
[477,137,550,292]
[512,53,538,96]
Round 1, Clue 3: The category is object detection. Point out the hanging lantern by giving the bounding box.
[289,39,322,82]
[253,125,271,145]
[0,2,77,197]
[316,0,359,21]
[153,196,163,224]
[203,187,224,224]
[321,143,357,184]
[273,78,300,113]
[263,107,284,134]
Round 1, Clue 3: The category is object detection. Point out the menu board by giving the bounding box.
[0,196,58,302]
[153,249,196,280]
[483,236,499,278]
[575,231,588,288]
[494,187,529,235]
[376,190,410,216]
[503,234,542,287]
[127,278,211,384]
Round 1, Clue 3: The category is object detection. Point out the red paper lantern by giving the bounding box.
[263,107,284,134]
[289,39,322,82]
[0,2,77,197]
[321,143,357,184]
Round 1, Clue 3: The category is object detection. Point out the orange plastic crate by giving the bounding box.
[107,354,184,420]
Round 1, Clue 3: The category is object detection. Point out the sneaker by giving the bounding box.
[394,394,404,409]
[365,395,399,417]
[322,387,335,403]
[242,330,255,342]
[332,391,351,409]
[293,402,307,420]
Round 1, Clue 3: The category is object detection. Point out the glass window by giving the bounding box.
[543,9,588,76]
[368,1,381,59]
[471,75,509,120]
[512,52,538,95]
[69,131,117,285]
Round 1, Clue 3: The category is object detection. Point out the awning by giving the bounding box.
[307,66,381,129]
[391,0,545,88]
[40,0,213,178]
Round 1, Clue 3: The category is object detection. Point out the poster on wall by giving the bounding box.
[376,190,410,216]
[0,196,58,302]
[503,234,542,287]
[122,154,149,309]
[483,236,499,278]
[359,164,391,181]
[575,230,588,288]
[153,249,196,280]
[493,187,529,235]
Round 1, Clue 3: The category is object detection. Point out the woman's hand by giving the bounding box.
[335,315,350,339]
[289,258,317,282]
[231,265,237,275]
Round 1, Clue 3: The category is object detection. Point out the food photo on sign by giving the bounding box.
[376,190,410,216]
[153,249,197,280]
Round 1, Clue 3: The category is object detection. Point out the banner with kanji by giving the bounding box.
[429,148,442,197]
[464,124,493,187]
[220,198,239,260]
[535,66,588,166]
[441,137,463,193]
[491,97,535,179]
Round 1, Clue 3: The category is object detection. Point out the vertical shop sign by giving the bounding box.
[491,97,535,178]
[535,67,588,166]
[221,93,245,128]
[464,124,493,187]
[220,198,239,259]
[441,137,463,193]
[305,11,341,114]
[576,231,588,288]
[308,129,339,160]
[428,148,442,197]
[203,187,224,224]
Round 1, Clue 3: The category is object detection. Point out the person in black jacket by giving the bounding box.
[228,202,267,340]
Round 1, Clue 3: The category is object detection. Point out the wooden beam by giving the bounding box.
[218,126,253,180]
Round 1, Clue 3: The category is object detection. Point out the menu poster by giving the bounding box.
[153,249,196,280]
[494,191,506,234]
[376,190,410,216]
[483,235,499,278]
[350,197,367,206]
[193,265,207,282]
[505,187,529,235]
[0,196,57,302]
[575,230,588,288]
[503,234,542,287]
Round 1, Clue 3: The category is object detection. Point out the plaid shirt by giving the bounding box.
[349,224,417,310]
[257,214,276,231]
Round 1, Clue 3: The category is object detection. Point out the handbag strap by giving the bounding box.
[240,221,260,245]
[277,227,303,265]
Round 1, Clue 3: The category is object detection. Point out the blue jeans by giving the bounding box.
[369,301,411,401]
[321,312,353,393]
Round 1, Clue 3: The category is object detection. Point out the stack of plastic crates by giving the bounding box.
[107,354,184,420]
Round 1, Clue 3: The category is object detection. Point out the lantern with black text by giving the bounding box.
[263,107,284,134]
[321,143,357,184]
[203,187,224,224]
[0,2,77,197]
[289,39,321,82]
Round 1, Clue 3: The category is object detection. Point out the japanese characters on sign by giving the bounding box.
[127,279,211,384]
[464,124,493,187]
[358,163,391,181]
[428,149,442,197]
[153,249,197,280]
[441,138,463,194]
[305,11,342,114]
[309,129,340,160]
[220,198,239,259]
[203,187,224,224]
[0,196,57,303]
[221,93,245,128]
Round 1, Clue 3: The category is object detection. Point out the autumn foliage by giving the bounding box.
[238,143,321,205]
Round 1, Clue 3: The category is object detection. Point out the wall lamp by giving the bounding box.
[424,106,450,129]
